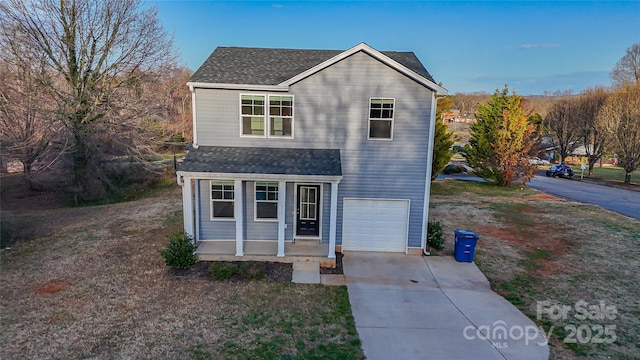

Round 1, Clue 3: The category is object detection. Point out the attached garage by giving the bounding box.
[341,198,409,252]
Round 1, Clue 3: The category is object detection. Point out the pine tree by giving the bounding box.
[464,86,537,186]
[431,96,454,180]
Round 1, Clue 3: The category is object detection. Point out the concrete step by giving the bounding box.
[294,238,321,246]
[292,261,320,284]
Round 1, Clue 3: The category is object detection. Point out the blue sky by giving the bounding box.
[149,0,640,95]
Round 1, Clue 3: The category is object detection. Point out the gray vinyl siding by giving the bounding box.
[198,180,299,242]
[321,183,331,244]
[198,179,236,240]
[244,181,278,241]
[194,51,433,248]
[285,183,294,241]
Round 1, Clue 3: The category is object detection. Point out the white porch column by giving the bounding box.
[328,181,339,259]
[182,177,194,239]
[277,181,286,257]
[234,180,244,256]
[194,179,200,242]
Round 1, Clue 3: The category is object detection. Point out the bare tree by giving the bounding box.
[575,87,610,175]
[0,25,73,181]
[544,97,580,163]
[144,65,193,145]
[451,92,492,120]
[524,94,555,119]
[0,59,55,176]
[599,85,640,184]
[611,43,640,88]
[0,0,176,200]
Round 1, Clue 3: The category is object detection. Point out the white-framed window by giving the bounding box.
[368,97,394,140]
[269,95,293,137]
[210,181,235,220]
[241,94,266,136]
[255,182,278,220]
[240,94,294,138]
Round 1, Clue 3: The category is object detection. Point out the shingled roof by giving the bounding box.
[180,146,342,177]
[189,46,435,85]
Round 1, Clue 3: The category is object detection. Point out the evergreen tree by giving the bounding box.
[464,86,537,186]
[431,96,454,180]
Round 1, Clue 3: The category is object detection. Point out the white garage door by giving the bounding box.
[342,199,409,252]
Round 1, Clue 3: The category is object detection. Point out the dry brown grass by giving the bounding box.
[0,183,362,359]
[430,179,640,360]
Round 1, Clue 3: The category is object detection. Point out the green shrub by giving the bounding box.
[208,262,238,280]
[427,221,445,251]
[160,232,197,269]
[172,133,185,143]
[238,261,267,280]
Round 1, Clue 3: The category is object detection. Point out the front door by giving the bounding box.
[296,185,320,237]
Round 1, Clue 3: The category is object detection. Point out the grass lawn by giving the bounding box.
[568,165,639,185]
[4,172,639,359]
[0,181,363,359]
[430,180,640,359]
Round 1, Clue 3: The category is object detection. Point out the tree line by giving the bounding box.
[0,0,191,201]
[545,63,640,183]
[433,44,640,185]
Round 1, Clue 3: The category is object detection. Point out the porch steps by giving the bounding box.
[195,241,337,268]
[292,261,320,284]
[294,238,321,246]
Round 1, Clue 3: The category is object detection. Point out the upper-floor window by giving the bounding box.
[269,96,293,137]
[368,98,394,140]
[241,95,265,136]
[241,94,293,138]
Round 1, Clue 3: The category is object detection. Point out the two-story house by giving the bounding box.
[177,43,447,267]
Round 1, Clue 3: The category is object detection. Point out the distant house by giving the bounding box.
[176,43,447,267]
[443,110,475,123]
[443,110,460,122]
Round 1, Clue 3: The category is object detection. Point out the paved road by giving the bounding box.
[527,175,640,219]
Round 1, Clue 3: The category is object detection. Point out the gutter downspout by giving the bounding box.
[189,85,198,149]
[423,94,449,256]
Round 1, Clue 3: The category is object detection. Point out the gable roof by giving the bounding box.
[179,146,342,178]
[188,43,447,94]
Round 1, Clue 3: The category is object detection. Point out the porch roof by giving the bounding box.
[178,146,342,178]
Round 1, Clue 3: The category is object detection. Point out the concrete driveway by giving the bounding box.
[343,252,549,360]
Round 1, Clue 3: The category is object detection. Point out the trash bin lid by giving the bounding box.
[454,229,479,240]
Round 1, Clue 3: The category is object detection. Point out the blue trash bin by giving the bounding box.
[454,230,479,263]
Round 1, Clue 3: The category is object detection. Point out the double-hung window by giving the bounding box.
[240,94,293,138]
[368,98,394,140]
[269,96,293,137]
[255,182,278,220]
[241,95,266,136]
[211,181,234,219]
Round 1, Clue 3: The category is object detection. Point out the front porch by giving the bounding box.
[196,241,336,268]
